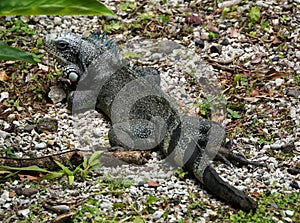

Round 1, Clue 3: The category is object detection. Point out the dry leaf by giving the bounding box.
[250,191,260,198]
[0,71,8,81]
[38,63,49,72]
[229,28,238,38]
[147,180,160,187]
[265,69,287,80]
[250,89,260,97]
[271,36,282,45]
[207,24,219,33]
[18,174,39,181]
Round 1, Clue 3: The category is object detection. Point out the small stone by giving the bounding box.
[244,178,252,185]
[23,124,36,132]
[256,1,269,8]
[153,210,164,220]
[7,113,16,123]
[0,91,9,103]
[287,168,299,175]
[272,56,279,61]
[255,176,263,181]
[210,44,221,54]
[15,187,39,197]
[270,202,278,209]
[275,78,284,87]
[295,50,300,59]
[47,140,56,146]
[36,118,58,133]
[220,38,229,46]
[0,130,10,139]
[16,106,24,112]
[290,181,299,189]
[100,201,113,210]
[195,39,205,49]
[93,128,103,137]
[200,31,209,40]
[283,217,292,223]
[285,210,294,216]
[52,205,70,212]
[0,190,11,203]
[34,142,47,150]
[137,180,145,186]
[286,88,300,98]
[53,17,62,25]
[17,209,30,217]
[151,40,182,54]
[48,86,66,104]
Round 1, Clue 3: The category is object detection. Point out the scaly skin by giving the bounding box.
[44,32,258,211]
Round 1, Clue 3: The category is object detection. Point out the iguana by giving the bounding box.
[44,32,259,212]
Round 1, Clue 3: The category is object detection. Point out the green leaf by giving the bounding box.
[88,151,103,166]
[146,196,158,205]
[248,6,261,23]
[0,165,51,173]
[41,171,64,180]
[54,160,73,176]
[82,156,88,169]
[227,108,241,119]
[0,0,115,16]
[0,41,36,64]
[68,175,75,185]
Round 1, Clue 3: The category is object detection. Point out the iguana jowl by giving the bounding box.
[44,32,258,211]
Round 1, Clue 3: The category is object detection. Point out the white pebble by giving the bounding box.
[34,142,47,150]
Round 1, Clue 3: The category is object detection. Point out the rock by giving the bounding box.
[151,40,182,54]
[0,190,11,204]
[53,17,62,25]
[286,87,300,98]
[220,38,229,46]
[15,187,39,197]
[275,78,284,86]
[200,31,210,40]
[285,210,294,216]
[287,168,299,175]
[7,113,16,123]
[34,142,47,150]
[195,39,205,49]
[52,205,70,212]
[100,200,113,211]
[17,209,30,217]
[48,86,66,104]
[0,91,9,103]
[36,118,58,133]
[209,44,221,54]
[283,217,292,223]
[290,181,299,189]
[153,210,164,220]
[0,130,10,139]
[23,124,36,132]
[93,128,103,137]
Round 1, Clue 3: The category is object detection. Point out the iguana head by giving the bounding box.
[44,33,110,82]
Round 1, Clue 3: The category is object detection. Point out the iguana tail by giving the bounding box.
[202,165,258,212]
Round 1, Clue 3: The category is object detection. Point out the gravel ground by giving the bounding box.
[0,0,300,222]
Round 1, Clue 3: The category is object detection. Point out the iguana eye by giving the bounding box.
[56,41,69,50]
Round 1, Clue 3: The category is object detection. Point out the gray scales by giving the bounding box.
[44,32,261,212]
